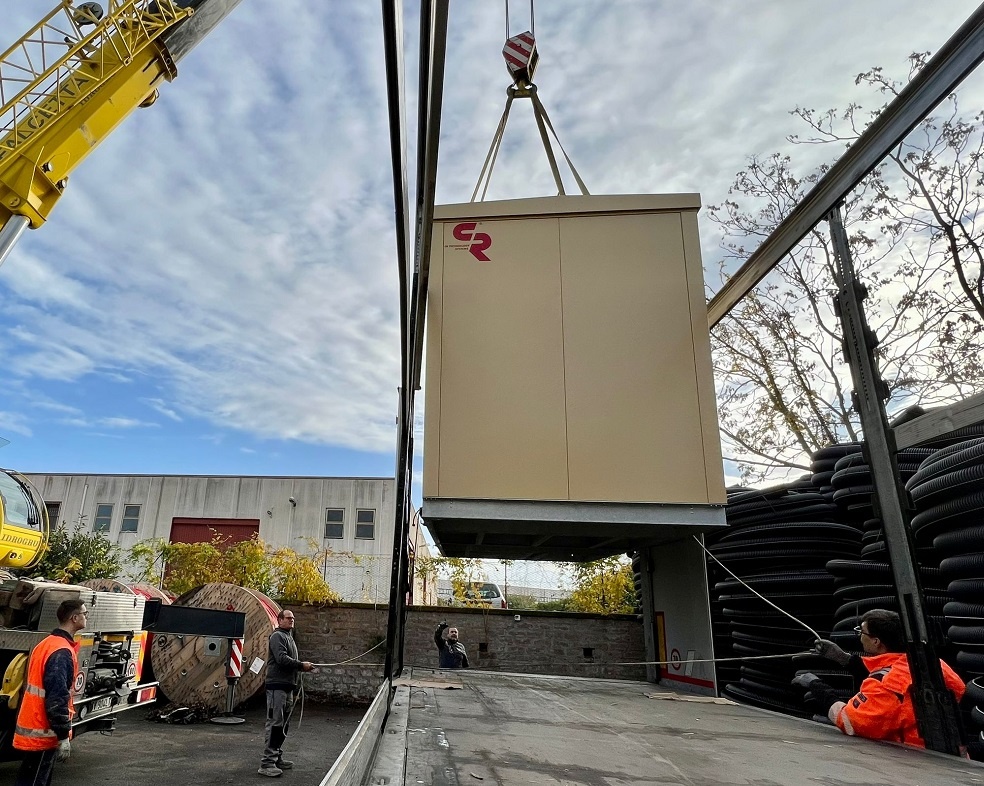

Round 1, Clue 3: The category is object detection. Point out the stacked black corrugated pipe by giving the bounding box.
[823,444,947,654]
[703,428,984,743]
[704,471,859,716]
[907,432,984,744]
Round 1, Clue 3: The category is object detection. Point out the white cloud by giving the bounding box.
[0,413,32,438]
[142,398,183,422]
[2,0,980,466]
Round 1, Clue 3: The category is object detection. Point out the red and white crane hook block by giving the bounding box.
[502,31,538,86]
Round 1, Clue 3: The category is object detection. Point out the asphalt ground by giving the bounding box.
[0,699,366,786]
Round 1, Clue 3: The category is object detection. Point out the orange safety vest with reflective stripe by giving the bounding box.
[834,651,965,747]
[13,632,79,751]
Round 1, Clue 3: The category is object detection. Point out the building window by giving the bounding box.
[44,502,61,527]
[121,505,140,533]
[356,509,375,540]
[325,508,344,539]
[94,504,113,533]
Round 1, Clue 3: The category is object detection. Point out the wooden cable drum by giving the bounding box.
[129,583,174,603]
[150,582,280,709]
[81,578,137,595]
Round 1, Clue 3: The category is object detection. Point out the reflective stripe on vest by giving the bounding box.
[13,634,78,752]
[13,724,56,739]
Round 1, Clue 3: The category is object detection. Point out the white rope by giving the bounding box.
[309,639,385,668]
[410,650,814,671]
[693,535,822,641]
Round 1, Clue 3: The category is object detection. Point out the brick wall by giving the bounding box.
[289,605,646,705]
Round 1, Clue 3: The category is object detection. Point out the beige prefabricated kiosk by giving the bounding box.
[423,194,727,560]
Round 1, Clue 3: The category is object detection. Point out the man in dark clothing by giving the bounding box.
[435,622,469,669]
[14,598,87,786]
[258,609,316,777]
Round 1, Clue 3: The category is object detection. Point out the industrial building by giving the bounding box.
[23,473,430,603]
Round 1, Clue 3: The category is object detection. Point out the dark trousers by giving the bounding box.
[261,688,295,767]
[14,749,58,786]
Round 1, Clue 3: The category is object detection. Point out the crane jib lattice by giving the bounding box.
[0,0,192,164]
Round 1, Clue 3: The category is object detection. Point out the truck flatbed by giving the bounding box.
[371,669,984,786]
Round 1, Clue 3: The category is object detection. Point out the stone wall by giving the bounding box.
[289,604,646,705]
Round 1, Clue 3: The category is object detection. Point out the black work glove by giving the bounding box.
[791,672,821,690]
[813,639,851,666]
[791,672,839,714]
[438,621,448,631]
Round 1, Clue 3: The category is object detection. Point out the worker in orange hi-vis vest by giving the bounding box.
[793,608,965,747]
[13,599,87,786]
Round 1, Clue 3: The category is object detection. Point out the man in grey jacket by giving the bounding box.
[258,609,316,777]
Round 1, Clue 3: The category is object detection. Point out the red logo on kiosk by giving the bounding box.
[451,222,492,262]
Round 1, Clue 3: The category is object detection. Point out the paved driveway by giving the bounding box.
[0,700,365,786]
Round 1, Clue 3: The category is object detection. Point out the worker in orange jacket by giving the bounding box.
[13,598,87,786]
[793,608,965,747]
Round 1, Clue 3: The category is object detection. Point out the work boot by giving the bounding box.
[257,765,283,777]
[276,760,294,770]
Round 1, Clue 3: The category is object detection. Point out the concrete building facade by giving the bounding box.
[24,473,430,603]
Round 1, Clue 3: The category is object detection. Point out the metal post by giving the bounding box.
[827,205,963,754]
[0,217,29,269]
[210,637,245,725]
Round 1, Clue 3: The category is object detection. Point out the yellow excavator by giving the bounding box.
[0,469,47,570]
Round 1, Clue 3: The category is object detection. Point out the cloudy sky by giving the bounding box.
[1,0,981,492]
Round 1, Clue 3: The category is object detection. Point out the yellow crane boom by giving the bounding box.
[0,1,193,237]
[0,0,241,266]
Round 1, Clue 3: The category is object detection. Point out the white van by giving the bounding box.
[462,581,507,609]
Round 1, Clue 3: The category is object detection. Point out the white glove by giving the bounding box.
[55,739,71,762]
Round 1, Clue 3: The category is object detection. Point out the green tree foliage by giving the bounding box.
[128,535,340,604]
[561,557,634,614]
[708,53,984,482]
[31,523,123,584]
[414,555,492,607]
[504,593,540,610]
